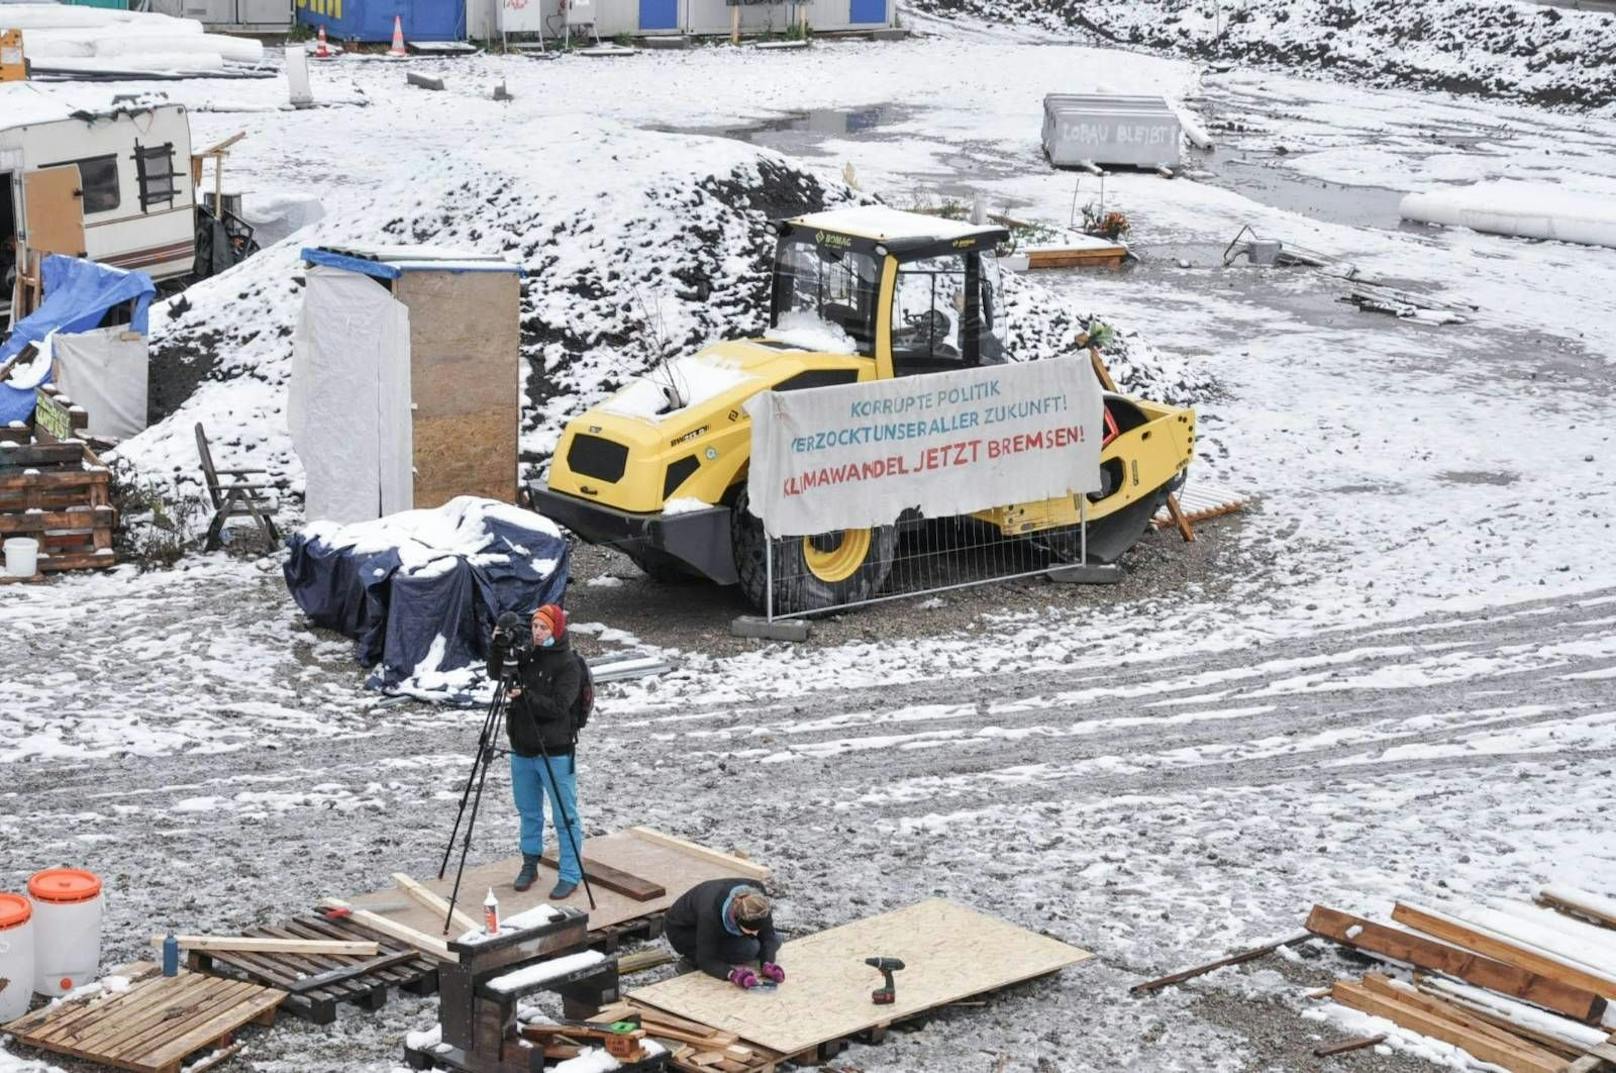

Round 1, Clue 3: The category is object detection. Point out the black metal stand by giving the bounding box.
[439,677,512,935]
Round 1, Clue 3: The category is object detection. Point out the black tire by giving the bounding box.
[731,488,897,614]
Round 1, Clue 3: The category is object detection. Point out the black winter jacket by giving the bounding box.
[666,878,782,980]
[487,634,580,757]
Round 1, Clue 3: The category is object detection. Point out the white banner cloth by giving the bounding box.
[746,358,1102,537]
[51,327,148,440]
[289,267,413,524]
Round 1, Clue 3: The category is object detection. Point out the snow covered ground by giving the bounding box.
[3,18,1616,1073]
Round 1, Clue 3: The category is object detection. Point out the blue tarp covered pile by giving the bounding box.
[283,496,570,695]
[0,255,155,424]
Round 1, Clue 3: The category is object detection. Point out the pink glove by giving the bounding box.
[761,962,785,984]
[728,966,759,990]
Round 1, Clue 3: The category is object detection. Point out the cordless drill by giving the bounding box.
[865,956,905,1005]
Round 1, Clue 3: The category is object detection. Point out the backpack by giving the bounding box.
[571,653,594,735]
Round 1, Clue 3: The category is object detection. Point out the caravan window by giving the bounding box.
[41,154,119,214]
[134,142,177,211]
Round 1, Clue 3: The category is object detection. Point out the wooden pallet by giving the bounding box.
[2,963,282,1073]
[592,910,667,953]
[0,437,117,573]
[189,912,440,1024]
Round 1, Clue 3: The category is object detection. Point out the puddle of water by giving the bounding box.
[1193,144,1414,231]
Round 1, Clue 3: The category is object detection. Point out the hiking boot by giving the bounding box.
[548,879,577,900]
[513,854,540,893]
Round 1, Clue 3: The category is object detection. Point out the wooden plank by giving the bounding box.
[93,980,260,1062]
[1357,974,1564,1058]
[1538,888,1616,932]
[316,900,454,962]
[1330,980,1563,1073]
[285,951,417,994]
[619,949,676,975]
[1131,934,1310,993]
[1314,1033,1386,1057]
[538,854,666,901]
[625,828,769,881]
[629,899,1090,1057]
[393,872,480,935]
[154,935,379,957]
[1306,905,1607,1023]
[0,442,84,468]
[1411,978,1582,1058]
[1393,903,1616,1001]
[350,828,768,939]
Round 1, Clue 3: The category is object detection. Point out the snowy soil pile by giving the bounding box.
[911,0,1616,110]
[123,116,1207,513]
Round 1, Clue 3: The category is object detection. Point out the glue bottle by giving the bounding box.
[162,932,179,977]
[483,888,500,934]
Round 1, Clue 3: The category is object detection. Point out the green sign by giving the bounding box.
[35,389,72,440]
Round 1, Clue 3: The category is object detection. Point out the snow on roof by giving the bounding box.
[0,82,180,131]
[788,205,1004,244]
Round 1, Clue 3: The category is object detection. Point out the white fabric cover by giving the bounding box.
[289,267,413,524]
[51,327,148,440]
[746,357,1102,537]
[1400,183,1616,250]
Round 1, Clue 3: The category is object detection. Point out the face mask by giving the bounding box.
[540,636,556,648]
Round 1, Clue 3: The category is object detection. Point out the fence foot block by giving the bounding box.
[1046,563,1124,585]
[731,615,811,642]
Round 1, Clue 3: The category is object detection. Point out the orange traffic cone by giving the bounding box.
[388,15,407,57]
[312,24,333,60]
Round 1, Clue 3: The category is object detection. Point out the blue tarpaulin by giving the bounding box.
[282,497,570,695]
[0,255,155,424]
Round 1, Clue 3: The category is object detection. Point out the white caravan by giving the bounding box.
[2,85,196,317]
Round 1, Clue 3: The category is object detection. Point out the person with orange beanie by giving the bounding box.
[486,603,584,899]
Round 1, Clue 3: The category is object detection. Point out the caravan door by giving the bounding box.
[23,166,87,258]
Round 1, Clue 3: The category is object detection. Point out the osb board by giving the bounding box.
[394,270,520,510]
[351,828,769,939]
[629,898,1091,1056]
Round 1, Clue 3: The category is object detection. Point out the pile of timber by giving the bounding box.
[1306,886,1616,1072]
[595,1000,784,1073]
[0,436,116,578]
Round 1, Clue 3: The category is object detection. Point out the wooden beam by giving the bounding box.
[1306,905,1607,1023]
[1313,1033,1385,1057]
[1330,980,1564,1073]
[1130,933,1310,993]
[197,130,246,157]
[625,828,769,881]
[1410,977,1584,1058]
[316,899,454,962]
[150,935,378,956]
[392,872,479,935]
[538,855,665,901]
[1392,903,1616,1002]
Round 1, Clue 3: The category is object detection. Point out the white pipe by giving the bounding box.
[1400,183,1616,250]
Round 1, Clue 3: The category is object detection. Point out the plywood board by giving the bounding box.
[628,898,1091,1056]
[351,828,769,939]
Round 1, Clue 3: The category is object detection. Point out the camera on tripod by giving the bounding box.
[492,611,528,680]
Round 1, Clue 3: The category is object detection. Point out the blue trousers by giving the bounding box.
[510,751,584,885]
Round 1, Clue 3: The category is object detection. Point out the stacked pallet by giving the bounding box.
[595,1000,783,1073]
[1307,887,1616,1072]
[0,437,116,577]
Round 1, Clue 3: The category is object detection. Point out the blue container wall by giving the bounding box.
[295,0,465,41]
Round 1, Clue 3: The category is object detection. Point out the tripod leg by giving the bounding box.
[444,698,506,933]
[537,747,596,910]
[439,682,504,880]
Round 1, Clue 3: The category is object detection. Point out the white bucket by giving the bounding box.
[0,893,35,1021]
[28,869,103,997]
[3,537,38,578]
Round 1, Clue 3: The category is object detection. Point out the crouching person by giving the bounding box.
[666,879,784,990]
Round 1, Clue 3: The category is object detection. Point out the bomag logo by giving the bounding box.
[815,230,853,249]
[951,238,977,249]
